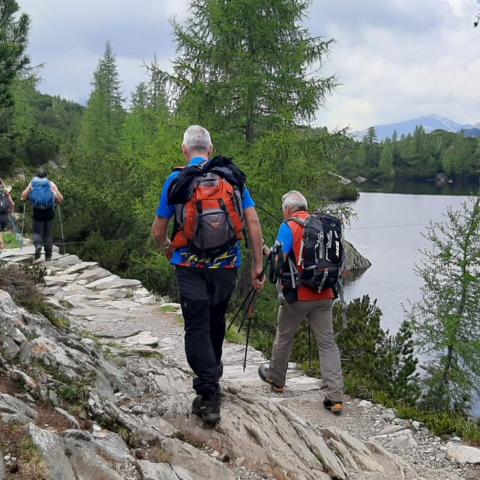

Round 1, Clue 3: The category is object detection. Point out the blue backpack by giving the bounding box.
[30,178,56,209]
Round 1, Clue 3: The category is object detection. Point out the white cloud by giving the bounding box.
[16,0,480,130]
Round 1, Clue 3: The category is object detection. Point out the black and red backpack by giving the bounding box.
[167,156,246,259]
[282,211,344,293]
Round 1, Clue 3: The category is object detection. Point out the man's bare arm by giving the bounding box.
[244,208,265,289]
[21,184,31,201]
[152,217,170,249]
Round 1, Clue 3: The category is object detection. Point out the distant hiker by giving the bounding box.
[0,178,15,251]
[21,168,64,261]
[258,190,345,414]
[152,125,265,425]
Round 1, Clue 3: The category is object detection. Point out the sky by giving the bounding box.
[17,0,480,132]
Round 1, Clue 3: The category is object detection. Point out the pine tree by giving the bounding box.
[0,0,29,110]
[379,140,395,178]
[410,198,480,412]
[171,0,336,143]
[144,56,169,114]
[79,42,125,157]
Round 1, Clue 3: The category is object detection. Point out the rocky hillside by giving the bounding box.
[0,247,478,480]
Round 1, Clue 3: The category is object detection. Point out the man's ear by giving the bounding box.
[182,145,188,159]
[208,145,214,158]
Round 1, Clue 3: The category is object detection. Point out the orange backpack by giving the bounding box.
[170,166,245,258]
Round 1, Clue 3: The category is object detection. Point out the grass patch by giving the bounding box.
[2,232,21,248]
[158,305,180,313]
[225,325,246,345]
[146,445,172,463]
[0,422,49,480]
[396,406,480,446]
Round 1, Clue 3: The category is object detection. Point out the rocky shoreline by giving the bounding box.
[0,246,478,480]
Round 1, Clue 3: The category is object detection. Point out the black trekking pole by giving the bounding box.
[243,297,257,372]
[21,202,26,251]
[57,205,66,255]
[307,325,312,371]
[226,286,256,333]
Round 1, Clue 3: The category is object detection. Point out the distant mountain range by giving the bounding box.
[352,115,480,141]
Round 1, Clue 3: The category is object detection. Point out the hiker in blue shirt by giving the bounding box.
[152,125,265,425]
[22,168,64,262]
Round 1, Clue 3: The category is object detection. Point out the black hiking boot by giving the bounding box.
[217,360,224,381]
[323,397,343,415]
[34,247,42,260]
[191,393,221,425]
[258,364,285,393]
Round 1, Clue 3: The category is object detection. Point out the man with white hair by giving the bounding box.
[152,125,265,425]
[258,190,344,414]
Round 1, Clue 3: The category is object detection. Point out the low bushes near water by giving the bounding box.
[253,294,480,446]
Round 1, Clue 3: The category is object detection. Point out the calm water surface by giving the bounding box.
[343,189,479,416]
[343,191,471,333]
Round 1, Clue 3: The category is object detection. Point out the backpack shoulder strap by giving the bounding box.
[286,217,306,228]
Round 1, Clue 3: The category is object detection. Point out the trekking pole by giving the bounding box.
[57,204,66,255]
[10,213,23,249]
[226,286,256,333]
[21,203,26,251]
[307,324,312,371]
[243,302,256,372]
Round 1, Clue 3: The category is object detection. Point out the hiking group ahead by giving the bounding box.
[152,125,345,425]
[0,168,63,260]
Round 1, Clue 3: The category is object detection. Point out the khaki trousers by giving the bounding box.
[269,300,344,402]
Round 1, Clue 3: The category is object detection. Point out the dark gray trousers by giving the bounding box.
[33,218,53,259]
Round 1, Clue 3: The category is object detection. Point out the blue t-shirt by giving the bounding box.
[157,157,255,268]
[276,222,294,256]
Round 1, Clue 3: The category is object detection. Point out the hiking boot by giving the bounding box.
[217,360,224,381]
[323,397,343,415]
[191,393,221,425]
[34,247,42,260]
[258,364,285,393]
[192,395,203,417]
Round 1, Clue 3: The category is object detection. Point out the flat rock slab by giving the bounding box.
[0,246,37,258]
[446,442,480,464]
[287,375,322,392]
[86,275,142,290]
[77,267,112,282]
[63,261,98,275]
[44,274,79,287]
[122,331,159,347]
[98,300,141,310]
[136,461,194,480]
[48,254,81,268]
[68,307,125,318]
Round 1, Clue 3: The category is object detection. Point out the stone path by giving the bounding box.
[1,247,479,480]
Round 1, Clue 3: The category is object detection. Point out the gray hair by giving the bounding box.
[182,125,212,153]
[282,190,308,213]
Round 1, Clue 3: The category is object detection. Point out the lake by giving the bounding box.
[343,185,479,416]
[343,189,476,333]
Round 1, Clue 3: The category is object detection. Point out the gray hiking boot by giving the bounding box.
[258,364,285,393]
